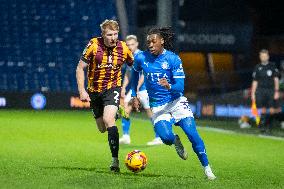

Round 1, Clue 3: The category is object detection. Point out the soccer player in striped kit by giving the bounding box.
[76,19,134,172]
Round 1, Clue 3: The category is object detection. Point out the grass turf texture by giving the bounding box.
[0,110,283,189]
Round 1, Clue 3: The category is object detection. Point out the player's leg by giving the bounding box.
[119,90,132,144]
[103,87,121,172]
[145,108,163,145]
[172,96,216,179]
[177,118,216,180]
[103,105,120,172]
[256,89,269,133]
[89,93,107,133]
[138,90,163,145]
[152,109,188,160]
[177,117,208,165]
[94,116,107,133]
[267,93,281,133]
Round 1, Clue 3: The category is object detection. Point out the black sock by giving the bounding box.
[260,114,267,131]
[107,126,119,158]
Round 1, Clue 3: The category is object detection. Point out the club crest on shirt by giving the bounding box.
[161,62,169,69]
[267,70,272,76]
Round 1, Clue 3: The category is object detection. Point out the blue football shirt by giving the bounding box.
[133,49,185,107]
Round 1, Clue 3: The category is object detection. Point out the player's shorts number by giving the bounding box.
[114,91,119,103]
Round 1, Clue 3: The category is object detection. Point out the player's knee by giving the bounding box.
[155,120,175,145]
[103,116,115,127]
[160,133,175,145]
[177,117,196,127]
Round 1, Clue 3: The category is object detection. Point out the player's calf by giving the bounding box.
[174,135,188,160]
[95,118,107,133]
[154,120,175,145]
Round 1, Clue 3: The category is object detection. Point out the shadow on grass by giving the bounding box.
[119,144,159,150]
[41,166,194,179]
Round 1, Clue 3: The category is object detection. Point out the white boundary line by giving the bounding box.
[131,117,284,141]
[197,126,284,141]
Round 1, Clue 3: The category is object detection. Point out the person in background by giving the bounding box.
[251,49,280,134]
[119,35,163,145]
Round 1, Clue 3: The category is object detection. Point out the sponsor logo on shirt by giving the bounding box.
[267,70,272,76]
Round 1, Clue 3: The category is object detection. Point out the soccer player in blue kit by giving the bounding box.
[131,27,216,180]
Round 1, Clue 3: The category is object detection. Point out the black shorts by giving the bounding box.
[255,88,279,108]
[89,87,121,118]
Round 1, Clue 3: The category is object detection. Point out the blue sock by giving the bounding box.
[122,118,130,135]
[154,120,175,145]
[177,117,209,167]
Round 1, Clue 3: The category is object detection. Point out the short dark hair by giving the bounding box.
[259,49,269,54]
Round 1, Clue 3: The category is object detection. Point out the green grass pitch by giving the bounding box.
[0,110,283,189]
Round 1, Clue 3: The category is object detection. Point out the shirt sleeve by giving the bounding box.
[272,63,280,78]
[171,55,185,79]
[131,69,140,97]
[80,39,95,64]
[125,46,134,66]
[133,53,143,72]
[252,65,259,81]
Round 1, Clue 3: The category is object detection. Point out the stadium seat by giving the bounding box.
[0,0,117,92]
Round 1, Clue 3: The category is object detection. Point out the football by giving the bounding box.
[125,150,147,173]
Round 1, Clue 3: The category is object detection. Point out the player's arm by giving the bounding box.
[76,39,94,102]
[125,43,134,67]
[251,80,258,102]
[159,55,185,92]
[137,72,144,92]
[76,60,90,102]
[159,78,184,92]
[121,67,131,98]
[274,77,280,100]
[251,66,259,102]
[131,68,140,111]
[130,53,143,111]
[273,65,280,100]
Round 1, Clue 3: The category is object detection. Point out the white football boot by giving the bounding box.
[204,165,216,180]
[147,137,163,146]
[119,134,131,144]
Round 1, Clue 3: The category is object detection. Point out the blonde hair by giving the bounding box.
[100,19,119,33]
[126,35,138,42]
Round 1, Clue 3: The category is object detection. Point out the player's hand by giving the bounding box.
[159,78,171,90]
[121,87,126,98]
[131,97,140,112]
[79,89,91,102]
[274,91,280,100]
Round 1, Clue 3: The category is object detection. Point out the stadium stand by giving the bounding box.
[0,0,117,92]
